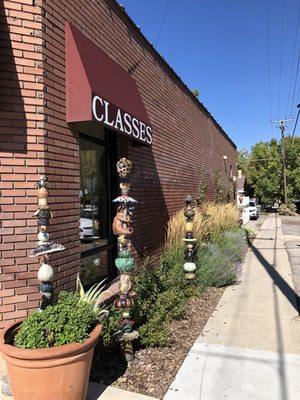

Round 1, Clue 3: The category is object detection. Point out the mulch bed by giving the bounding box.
[90,286,224,399]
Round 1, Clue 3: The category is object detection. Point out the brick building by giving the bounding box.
[0,0,237,327]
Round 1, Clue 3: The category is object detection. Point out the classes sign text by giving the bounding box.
[92,95,153,145]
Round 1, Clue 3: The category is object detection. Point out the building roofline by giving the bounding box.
[111,0,237,149]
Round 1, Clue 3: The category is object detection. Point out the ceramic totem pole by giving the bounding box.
[30,176,65,310]
[183,195,197,280]
[112,158,138,361]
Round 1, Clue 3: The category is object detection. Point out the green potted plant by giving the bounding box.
[0,278,108,400]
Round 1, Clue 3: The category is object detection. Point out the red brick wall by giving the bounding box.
[0,0,237,324]
[0,0,46,327]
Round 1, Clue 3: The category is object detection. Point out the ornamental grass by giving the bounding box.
[165,202,239,249]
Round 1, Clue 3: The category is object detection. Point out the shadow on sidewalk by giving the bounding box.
[247,236,300,313]
[247,214,299,400]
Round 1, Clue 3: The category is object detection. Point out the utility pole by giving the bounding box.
[275,119,293,205]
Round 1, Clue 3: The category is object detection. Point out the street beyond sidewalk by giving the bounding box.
[164,213,300,400]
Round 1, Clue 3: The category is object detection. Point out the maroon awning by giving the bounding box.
[65,22,152,145]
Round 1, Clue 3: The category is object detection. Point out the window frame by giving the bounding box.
[79,129,118,284]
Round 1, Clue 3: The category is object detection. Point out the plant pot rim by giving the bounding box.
[0,319,102,361]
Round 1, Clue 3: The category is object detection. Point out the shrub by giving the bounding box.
[217,229,247,263]
[138,288,187,347]
[101,307,123,347]
[139,315,170,347]
[128,247,189,347]
[196,229,246,287]
[14,292,97,349]
[196,243,237,287]
[278,203,297,216]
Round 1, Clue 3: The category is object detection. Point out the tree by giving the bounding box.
[241,137,300,204]
[285,136,300,201]
[237,148,250,174]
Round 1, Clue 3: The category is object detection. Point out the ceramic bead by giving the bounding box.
[38,231,49,242]
[37,263,54,282]
[183,262,197,272]
[185,222,193,232]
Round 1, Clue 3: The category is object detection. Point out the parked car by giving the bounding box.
[80,209,94,239]
[248,200,259,220]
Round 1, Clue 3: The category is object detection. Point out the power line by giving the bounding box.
[288,52,300,119]
[288,104,300,151]
[278,0,285,119]
[155,0,170,47]
[127,0,171,75]
[292,105,300,138]
[265,0,273,123]
[285,0,300,117]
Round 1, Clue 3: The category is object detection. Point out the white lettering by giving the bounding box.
[124,113,132,135]
[103,100,114,126]
[92,96,104,122]
[92,96,152,145]
[146,126,153,144]
[114,109,124,132]
[132,118,140,138]
[139,122,146,142]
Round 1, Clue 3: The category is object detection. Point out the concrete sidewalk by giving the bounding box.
[164,213,300,400]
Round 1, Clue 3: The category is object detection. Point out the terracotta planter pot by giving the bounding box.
[0,320,102,400]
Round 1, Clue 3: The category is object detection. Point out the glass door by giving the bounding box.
[79,131,116,286]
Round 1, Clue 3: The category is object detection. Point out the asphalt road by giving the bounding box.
[280,215,300,305]
[281,215,300,236]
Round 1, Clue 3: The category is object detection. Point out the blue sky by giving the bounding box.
[118,0,300,150]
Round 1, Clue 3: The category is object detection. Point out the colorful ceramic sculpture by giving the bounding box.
[183,195,197,280]
[31,176,65,310]
[112,158,139,361]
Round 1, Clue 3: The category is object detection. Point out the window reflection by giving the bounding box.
[80,137,109,252]
[80,250,109,287]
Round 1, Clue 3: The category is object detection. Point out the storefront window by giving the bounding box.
[79,131,114,286]
[80,250,109,286]
[80,137,108,251]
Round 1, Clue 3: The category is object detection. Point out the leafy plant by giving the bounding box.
[101,307,123,347]
[196,229,246,287]
[217,230,247,263]
[14,292,97,349]
[196,243,236,287]
[76,275,109,320]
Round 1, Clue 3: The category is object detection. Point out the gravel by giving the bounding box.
[90,286,224,399]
